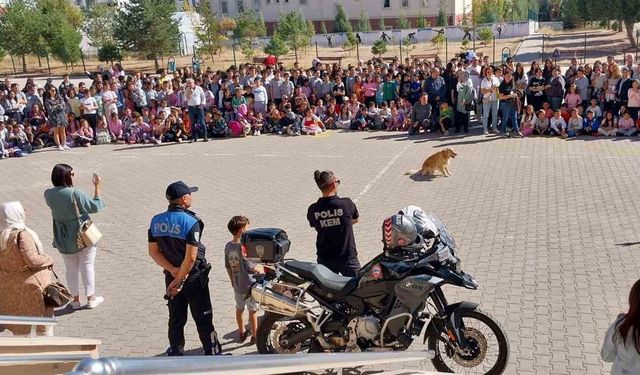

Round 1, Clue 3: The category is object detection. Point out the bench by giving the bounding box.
[252,57,266,64]
[381,57,397,63]
[317,56,343,65]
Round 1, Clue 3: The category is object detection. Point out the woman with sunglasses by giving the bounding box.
[44,87,69,151]
[44,164,105,310]
[306,170,361,277]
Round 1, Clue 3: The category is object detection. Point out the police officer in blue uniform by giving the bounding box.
[148,181,221,356]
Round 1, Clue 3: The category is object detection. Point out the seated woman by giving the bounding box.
[0,201,55,336]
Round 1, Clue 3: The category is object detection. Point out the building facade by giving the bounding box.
[210,0,472,32]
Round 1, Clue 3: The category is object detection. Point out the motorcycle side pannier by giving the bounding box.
[241,228,290,263]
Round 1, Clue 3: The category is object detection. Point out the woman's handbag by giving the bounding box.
[72,190,102,249]
[43,268,73,308]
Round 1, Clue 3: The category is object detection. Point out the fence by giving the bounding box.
[66,350,447,375]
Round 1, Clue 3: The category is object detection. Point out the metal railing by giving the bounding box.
[67,350,436,375]
[0,315,57,337]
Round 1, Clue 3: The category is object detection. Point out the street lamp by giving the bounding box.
[227,30,237,67]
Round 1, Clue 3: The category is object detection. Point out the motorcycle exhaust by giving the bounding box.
[251,282,301,316]
[280,327,316,347]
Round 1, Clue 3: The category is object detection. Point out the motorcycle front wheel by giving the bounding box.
[256,312,317,354]
[426,307,509,374]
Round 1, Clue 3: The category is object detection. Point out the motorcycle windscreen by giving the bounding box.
[426,214,456,250]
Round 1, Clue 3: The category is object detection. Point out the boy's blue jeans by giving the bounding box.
[500,101,518,133]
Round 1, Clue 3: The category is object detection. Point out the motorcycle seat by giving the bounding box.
[284,260,358,297]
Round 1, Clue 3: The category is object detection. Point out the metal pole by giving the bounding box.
[294,43,298,64]
[80,50,87,73]
[541,34,545,60]
[636,34,638,62]
[445,37,448,61]
[356,41,360,61]
[10,55,16,75]
[473,26,476,50]
[232,38,237,67]
[584,33,587,65]
[493,36,496,65]
[315,41,318,58]
[399,38,402,62]
[46,54,51,75]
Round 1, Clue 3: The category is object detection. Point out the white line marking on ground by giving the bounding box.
[255,154,289,157]
[203,153,238,156]
[354,142,412,204]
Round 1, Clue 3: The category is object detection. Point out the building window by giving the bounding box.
[402,0,408,7]
[254,0,260,9]
[237,0,244,12]
[300,0,306,4]
[383,0,390,8]
[221,0,228,13]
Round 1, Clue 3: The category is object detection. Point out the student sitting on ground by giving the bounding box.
[535,109,550,135]
[566,108,583,138]
[520,105,537,137]
[582,109,600,136]
[209,110,228,138]
[550,109,567,137]
[598,111,618,136]
[617,111,637,136]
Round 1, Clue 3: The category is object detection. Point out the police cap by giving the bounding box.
[166,181,198,201]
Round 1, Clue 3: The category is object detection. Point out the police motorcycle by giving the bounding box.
[245,206,509,374]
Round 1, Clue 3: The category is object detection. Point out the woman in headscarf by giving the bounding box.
[0,201,55,335]
[455,70,475,134]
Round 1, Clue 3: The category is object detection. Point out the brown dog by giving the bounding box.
[405,148,457,177]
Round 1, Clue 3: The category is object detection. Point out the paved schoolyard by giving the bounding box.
[2,130,640,374]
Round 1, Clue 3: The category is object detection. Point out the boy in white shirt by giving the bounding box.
[550,109,567,137]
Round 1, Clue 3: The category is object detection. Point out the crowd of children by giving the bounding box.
[3,53,640,159]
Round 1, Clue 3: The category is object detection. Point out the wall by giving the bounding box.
[537,22,564,31]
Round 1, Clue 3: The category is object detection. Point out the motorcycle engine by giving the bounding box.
[355,316,381,340]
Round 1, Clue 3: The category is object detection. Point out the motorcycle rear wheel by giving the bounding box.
[257,312,315,354]
[426,307,509,374]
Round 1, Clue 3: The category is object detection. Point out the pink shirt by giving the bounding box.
[628,88,640,108]
[108,119,123,134]
[618,117,634,130]
[565,93,581,109]
[363,82,378,97]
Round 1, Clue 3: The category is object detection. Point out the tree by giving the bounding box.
[416,12,428,28]
[307,19,316,37]
[431,32,446,52]
[560,0,588,28]
[264,34,288,57]
[320,21,328,34]
[379,14,386,30]
[343,31,358,55]
[49,21,82,66]
[240,38,255,60]
[437,4,448,26]
[334,4,352,33]
[83,3,116,48]
[0,0,36,72]
[397,13,411,29]
[114,0,180,70]
[236,10,266,41]
[371,39,387,56]
[192,3,225,62]
[38,0,84,67]
[357,10,372,32]
[472,0,508,23]
[274,10,311,51]
[478,27,493,46]
[98,42,122,63]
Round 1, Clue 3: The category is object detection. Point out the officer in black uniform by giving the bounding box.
[307,170,361,276]
[148,181,221,356]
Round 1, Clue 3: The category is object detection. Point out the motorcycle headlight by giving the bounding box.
[436,246,453,263]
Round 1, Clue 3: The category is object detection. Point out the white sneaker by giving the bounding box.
[62,144,71,150]
[87,296,104,309]
[70,301,82,310]
[57,146,65,151]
